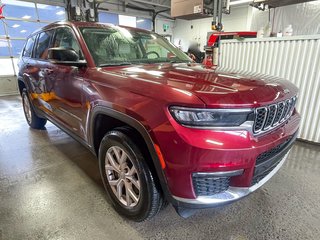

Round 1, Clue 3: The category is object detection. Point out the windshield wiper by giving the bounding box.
[99,62,132,67]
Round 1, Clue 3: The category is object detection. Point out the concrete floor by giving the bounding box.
[0,95,320,240]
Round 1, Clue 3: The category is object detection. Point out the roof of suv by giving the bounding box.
[32,21,151,37]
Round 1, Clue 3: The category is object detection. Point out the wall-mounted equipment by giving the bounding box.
[67,0,102,22]
[171,0,230,20]
[251,0,317,9]
[203,31,257,67]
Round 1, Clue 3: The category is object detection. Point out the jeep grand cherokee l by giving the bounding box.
[17,21,300,221]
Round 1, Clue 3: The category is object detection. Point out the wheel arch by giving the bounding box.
[90,106,173,202]
[17,76,26,96]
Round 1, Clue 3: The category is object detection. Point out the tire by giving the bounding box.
[22,89,47,129]
[98,129,163,221]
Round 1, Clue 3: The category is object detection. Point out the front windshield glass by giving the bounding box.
[79,26,191,67]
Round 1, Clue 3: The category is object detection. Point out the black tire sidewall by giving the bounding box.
[98,131,154,221]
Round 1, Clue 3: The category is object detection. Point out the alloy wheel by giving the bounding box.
[105,146,141,208]
[22,93,32,124]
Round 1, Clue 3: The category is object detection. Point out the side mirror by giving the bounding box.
[48,47,86,67]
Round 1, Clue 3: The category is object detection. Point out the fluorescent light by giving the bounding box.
[230,0,252,6]
[119,15,136,28]
[136,19,144,23]
[56,10,65,15]
[22,15,31,19]
[20,30,27,33]
[12,24,20,28]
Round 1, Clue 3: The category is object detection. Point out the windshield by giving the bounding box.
[79,26,191,67]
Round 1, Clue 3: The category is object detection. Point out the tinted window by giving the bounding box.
[80,27,190,66]
[52,27,83,59]
[35,30,54,59]
[23,35,36,57]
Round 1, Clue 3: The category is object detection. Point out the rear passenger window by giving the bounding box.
[34,30,54,60]
[23,35,36,58]
[52,27,83,59]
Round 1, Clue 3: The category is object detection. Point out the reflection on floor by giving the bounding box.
[0,95,320,240]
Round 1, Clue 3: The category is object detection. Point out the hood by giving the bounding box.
[100,63,298,108]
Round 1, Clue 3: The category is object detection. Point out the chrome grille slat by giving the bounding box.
[263,104,277,130]
[280,99,290,123]
[254,107,268,133]
[273,102,285,126]
[253,96,297,135]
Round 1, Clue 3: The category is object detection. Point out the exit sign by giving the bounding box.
[163,23,170,32]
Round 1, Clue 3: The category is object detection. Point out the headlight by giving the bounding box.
[169,106,253,127]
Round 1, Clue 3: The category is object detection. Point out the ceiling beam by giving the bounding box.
[131,0,170,9]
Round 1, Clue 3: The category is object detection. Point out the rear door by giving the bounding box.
[19,34,41,108]
[33,29,55,114]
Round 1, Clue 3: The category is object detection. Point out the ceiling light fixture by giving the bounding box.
[56,10,65,15]
[22,15,31,19]
[230,0,252,6]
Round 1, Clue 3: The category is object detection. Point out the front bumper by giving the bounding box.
[170,128,297,208]
[173,151,289,206]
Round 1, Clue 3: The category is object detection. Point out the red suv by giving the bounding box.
[18,21,300,221]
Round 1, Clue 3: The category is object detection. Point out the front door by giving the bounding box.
[43,27,87,139]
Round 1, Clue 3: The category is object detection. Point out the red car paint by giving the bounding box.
[18,21,300,207]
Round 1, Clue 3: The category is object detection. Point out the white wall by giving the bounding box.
[251,2,320,35]
[0,76,18,96]
[173,6,252,52]
[155,18,174,35]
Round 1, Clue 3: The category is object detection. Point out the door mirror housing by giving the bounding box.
[48,47,87,67]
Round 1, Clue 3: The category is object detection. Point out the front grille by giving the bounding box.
[192,175,230,197]
[253,96,297,134]
[256,136,293,165]
[252,165,277,185]
[252,133,296,185]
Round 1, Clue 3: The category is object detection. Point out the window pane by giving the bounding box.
[23,36,36,57]
[2,0,37,20]
[0,59,14,75]
[99,12,119,25]
[136,18,152,31]
[10,39,26,56]
[53,28,83,59]
[35,30,54,59]
[5,20,42,39]
[37,4,66,22]
[119,15,136,28]
[0,22,6,38]
[0,39,10,56]
[12,58,19,75]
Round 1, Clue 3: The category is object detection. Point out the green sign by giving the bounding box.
[163,24,169,31]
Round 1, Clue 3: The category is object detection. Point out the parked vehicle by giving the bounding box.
[18,21,300,221]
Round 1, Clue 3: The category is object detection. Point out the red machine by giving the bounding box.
[203,31,257,67]
[0,4,5,19]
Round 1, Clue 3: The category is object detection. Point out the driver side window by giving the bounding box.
[53,27,84,60]
[141,38,169,59]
